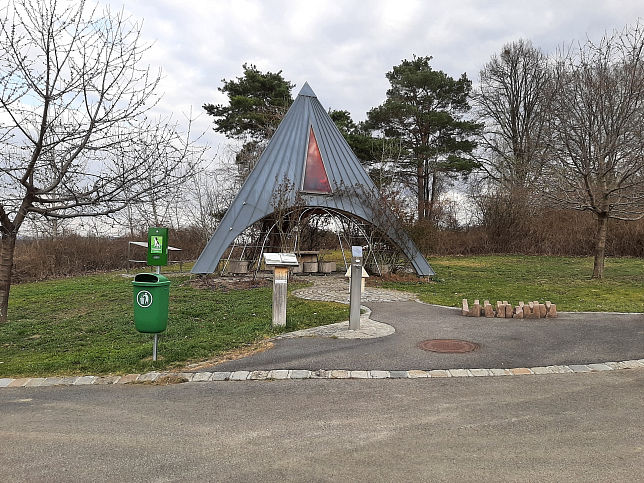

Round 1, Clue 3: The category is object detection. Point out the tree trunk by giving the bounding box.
[427,171,439,223]
[592,213,608,279]
[417,163,425,221]
[0,232,17,322]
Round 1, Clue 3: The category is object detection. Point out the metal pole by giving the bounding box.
[154,264,160,360]
[349,247,362,330]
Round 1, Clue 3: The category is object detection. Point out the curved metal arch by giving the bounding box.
[253,206,383,276]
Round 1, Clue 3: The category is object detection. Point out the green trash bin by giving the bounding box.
[132,273,170,333]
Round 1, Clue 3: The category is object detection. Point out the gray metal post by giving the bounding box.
[349,246,362,330]
[154,265,160,360]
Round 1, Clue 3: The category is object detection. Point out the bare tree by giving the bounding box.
[546,23,644,278]
[116,123,205,236]
[0,0,202,321]
[475,39,551,189]
[184,157,237,244]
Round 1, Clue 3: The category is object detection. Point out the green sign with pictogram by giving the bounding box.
[150,236,163,254]
[147,227,168,266]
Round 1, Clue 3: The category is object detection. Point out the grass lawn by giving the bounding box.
[379,255,644,313]
[2,255,642,378]
[0,273,348,378]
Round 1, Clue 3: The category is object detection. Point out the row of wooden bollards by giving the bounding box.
[462,299,557,318]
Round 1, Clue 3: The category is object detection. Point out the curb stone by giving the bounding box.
[116,374,139,384]
[230,371,250,381]
[349,370,370,379]
[289,370,311,379]
[369,370,390,379]
[41,377,65,387]
[192,372,213,382]
[9,378,31,387]
[569,364,592,373]
[211,372,230,381]
[389,371,409,379]
[1,359,642,389]
[75,376,97,385]
[25,378,46,387]
[136,373,160,383]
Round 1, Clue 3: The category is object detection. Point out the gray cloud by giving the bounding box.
[104,0,642,149]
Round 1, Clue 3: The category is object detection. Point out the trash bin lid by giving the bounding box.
[133,273,171,285]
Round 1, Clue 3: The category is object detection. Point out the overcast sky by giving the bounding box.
[106,0,642,152]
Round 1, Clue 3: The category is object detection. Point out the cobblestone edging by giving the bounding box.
[1,360,642,388]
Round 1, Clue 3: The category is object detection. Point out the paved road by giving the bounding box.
[208,302,644,372]
[1,370,642,481]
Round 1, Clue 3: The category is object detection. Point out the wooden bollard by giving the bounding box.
[470,299,481,317]
[525,302,535,319]
[496,301,505,318]
[513,305,524,318]
[545,301,558,318]
[532,301,540,319]
[462,298,557,318]
[484,300,494,318]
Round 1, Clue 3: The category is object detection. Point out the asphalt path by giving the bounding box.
[1,370,642,481]
[208,302,644,372]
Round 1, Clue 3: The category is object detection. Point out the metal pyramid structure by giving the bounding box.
[192,83,434,276]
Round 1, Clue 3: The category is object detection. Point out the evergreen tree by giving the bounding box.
[366,56,481,222]
[203,63,294,141]
[329,109,398,190]
[329,110,379,165]
[203,64,295,181]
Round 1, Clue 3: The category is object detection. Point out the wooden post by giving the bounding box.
[513,305,524,319]
[484,301,494,318]
[496,301,505,318]
[532,301,541,319]
[546,303,558,318]
[272,267,288,327]
[470,299,481,317]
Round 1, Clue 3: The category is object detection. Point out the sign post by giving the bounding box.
[147,227,169,271]
[349,246,362,330]
[263,253,300,327]
[145,227,169,357]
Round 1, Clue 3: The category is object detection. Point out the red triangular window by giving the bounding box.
[303,127,331,193]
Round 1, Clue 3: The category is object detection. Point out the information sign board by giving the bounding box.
[263,253,299,266]
[147,227,169,266]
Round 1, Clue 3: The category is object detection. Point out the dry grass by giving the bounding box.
[178,339,275,371]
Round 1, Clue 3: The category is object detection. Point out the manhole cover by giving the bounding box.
[418,339,479,353]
